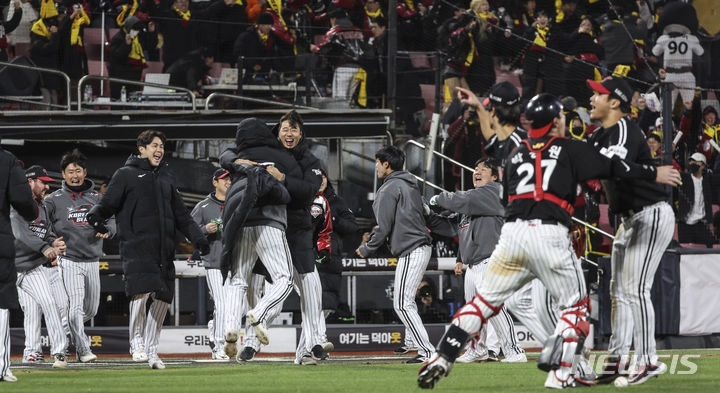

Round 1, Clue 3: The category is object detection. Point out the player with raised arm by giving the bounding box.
[417,93,680,389]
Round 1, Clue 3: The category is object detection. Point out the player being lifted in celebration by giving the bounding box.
[45,149,116,363]
[430,158,526,363]
[88,130,209,370]
[417,93,681,389]
[586,76,678,385]
[191,169,232,361]
[356,146,435,364]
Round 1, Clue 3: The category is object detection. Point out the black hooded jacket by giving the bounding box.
[87,155,206,303]
[220,163,291,279]
[0,149,38,309]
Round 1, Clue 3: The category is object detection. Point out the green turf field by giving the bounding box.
[3,350,719,392]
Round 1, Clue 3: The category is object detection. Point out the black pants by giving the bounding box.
[678,221,715,247]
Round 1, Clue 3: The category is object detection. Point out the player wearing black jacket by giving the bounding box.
[418,93,680,390]
[0,148,37,383]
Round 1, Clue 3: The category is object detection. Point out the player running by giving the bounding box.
[417,93,680,389]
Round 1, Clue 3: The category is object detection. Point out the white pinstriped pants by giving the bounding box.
[505,279,559,344]
[0,309,11,379]
[395,245,434,359]
[224,226,294,338]
[463,261,525,357]
[45,266,70,337]
[58,257,100,354]
[608,202,674,367]
[205,269,226,350]
[244,273,268,352]
[16,266,68,356]
[17,288,42,357]
[129,292,169,358]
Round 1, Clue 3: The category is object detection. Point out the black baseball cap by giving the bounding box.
[25,165,54,182]
[213,168,230,181]
[483,81,520,108]
[586,76,633,109]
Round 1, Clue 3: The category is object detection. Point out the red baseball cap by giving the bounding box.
[586,76,633,108]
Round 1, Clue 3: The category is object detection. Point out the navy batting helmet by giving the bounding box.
[525,93,563,139]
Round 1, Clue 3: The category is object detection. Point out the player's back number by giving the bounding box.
[516,159,557,194]
[668,40,688,55]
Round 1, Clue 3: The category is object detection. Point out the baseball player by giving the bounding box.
[45,149,117,363]
[417,93,680,389]
[218,118,300,362]
[356,146,434,364]
[586,76,678,385]
[191,168,232,360]
[0,148,38,383]
[10,165,69,368]
[430,158,526,364]
[651,26,704,109]
[87,130,209,370]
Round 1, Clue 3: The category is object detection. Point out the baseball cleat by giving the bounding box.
[417,354,452,389]
[456,350,489,363]
[148,358,166,370]
[487,350,500,362]
[501,352,528,363]
[594,355,625,384]
[299,354,317,366]
[0,372,17,382]
[311,345,329,361]
[544,372,594,389]
[22,353,44,364]
[321,340,334,353]
[78,351,98,363]
[393,345,418,355]
[628,362,667,385]
[132,350,149,362]
[212,351,230,361]
[238,347,257,362]
[224,330,239,358]
[246,311,269,346]
[406,355,428,364]
[52,354,68,368]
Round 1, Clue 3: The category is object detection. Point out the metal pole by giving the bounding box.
[100,7,106,96]
[305,54,313,107]
[175,278,180,326]
[386,0,398,129]
[661,82,674,201]
[434,52,442,114]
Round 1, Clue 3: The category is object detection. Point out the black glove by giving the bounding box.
[92,221,109,235]
[196,239,210,256]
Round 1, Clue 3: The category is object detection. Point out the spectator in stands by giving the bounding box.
[678,153,715,247]
[245,0,268,23]
[215,0,248,63]
[271,8,301,74]
[396,0,427,50]
[233,12,277,81]
[416,278,450,323]
[598,4,647,78]
[58,4,91,92]
[30,10,68,104]
[519,9,551,105]
[680,91,720,169]
[443,103,484,190]
[3,1,28,60]
[562,18,603,105]
[108,15,159,99]
[646,131,662,159]
[311,8,366,103]
[151,0,233,71]
[166,47,214,96]
[361,0,384,38]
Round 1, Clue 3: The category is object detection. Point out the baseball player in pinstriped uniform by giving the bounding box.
[357,146,434,364]
[418,93,680,389]
[45,149,117,363]
[587,77,677,385]
[430,158,526,364]
[191,168,232,360]
[218,118,298,362]
[11,165,69,368]
[17,289,43,363]
[0,148,38,383]
[651,27,704,109]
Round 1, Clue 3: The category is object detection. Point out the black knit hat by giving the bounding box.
[257,12,274,26]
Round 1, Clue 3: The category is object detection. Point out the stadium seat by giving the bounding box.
[679,243,708,249]
[141,61,164,80]
[419,84,436,115]
[11,43,31,59]
[83,27,107,61]
[409,52,431,69]
[86,60,110,96]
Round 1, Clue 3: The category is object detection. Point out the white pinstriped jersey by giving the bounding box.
[651,34,704,70]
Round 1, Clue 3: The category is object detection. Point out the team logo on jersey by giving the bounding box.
[310,203,324,219]
[532,142,546,149]
[67,205,92,225]
[29,222,48,238]
[312,169,322,176]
